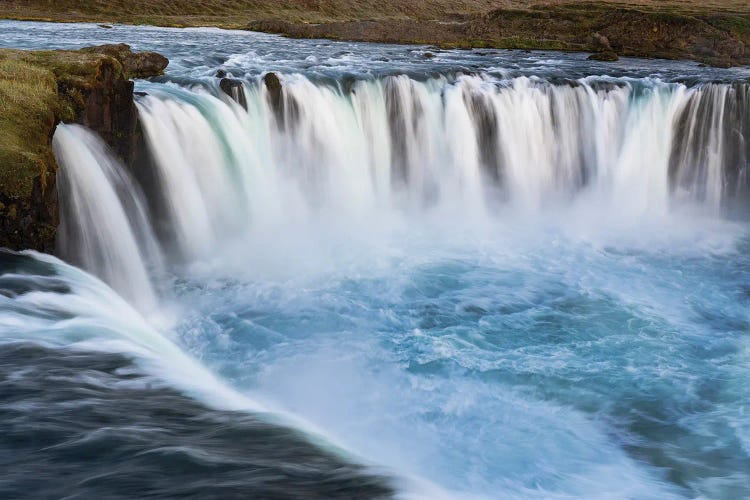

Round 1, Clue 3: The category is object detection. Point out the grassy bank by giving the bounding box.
[0,0,501,26]
[0,44,167,251]
[0,49,95,199]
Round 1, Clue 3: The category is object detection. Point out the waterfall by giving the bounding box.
[53,124,162,312]
[53,75,750,299]
[670,83,750,208]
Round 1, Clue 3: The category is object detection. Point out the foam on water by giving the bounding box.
[167,207,750,498]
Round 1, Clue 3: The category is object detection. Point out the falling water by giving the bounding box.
[104,75,749,271]
[52,124,163,312]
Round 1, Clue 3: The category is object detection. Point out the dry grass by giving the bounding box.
[0,0,747,28]
[541,0,750,15]
[0,48,121,197]
[0,52,59,197]
[0,0,501,26]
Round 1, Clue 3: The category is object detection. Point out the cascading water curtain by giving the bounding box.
[55,75,750,295]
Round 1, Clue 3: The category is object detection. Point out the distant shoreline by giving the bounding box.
[1,1,749,67]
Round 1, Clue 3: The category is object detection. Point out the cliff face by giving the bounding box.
[0,44,167,252]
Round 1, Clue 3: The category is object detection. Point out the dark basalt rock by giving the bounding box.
[219,78,248,110]
[588,51,619,62]
[264,72,284,120]
[262,72,299,129]
[71,61,139,166]
[264,72,282,101]
[80,43,168,79]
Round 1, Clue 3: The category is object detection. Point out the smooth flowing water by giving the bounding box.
[2,20,750,499]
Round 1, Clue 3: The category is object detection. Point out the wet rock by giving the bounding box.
[264,72,282,95]
[215,69,227,78]
[263,72,298,128]
[340,75,357,95]
[588,51,619,62]
[219,78,248,110]
[81,43,168,78]
[264,71,283,114]
[713,58,733,69]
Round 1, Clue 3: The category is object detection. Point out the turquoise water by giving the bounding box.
[168,216,750,497]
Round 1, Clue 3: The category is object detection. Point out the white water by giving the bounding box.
[0,251,388,474]
[46,72,750,498]
[53,125,165,312]
[127,75,749,272]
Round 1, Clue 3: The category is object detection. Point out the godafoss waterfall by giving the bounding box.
[1,21,750,499]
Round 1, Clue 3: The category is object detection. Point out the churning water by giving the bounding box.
[2,20,750,499]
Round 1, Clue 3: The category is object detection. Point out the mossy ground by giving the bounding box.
[0,53,59,198]
[0,48,124,198]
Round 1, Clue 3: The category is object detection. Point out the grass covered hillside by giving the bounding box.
[0,0,502,25]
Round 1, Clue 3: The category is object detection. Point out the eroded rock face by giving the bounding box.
[67,58,140,165]
[219,78,248,110]
[263,72,287,125]
[0,175,58,254]
[80,44,168,79]
[264,72,283,105]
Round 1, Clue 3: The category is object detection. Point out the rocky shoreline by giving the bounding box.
[0,44,167,251]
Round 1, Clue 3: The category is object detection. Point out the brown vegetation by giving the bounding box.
[1,1,749,66]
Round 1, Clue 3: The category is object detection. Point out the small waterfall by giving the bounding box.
[51,76,750,301]
[670,83,750,210]
[53,124,162,312]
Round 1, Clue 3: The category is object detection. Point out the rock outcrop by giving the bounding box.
[81,44,168,80]
[219,78,248,110]
[587,32,619,61]
[0,44,167,252]
[263,72,285,125]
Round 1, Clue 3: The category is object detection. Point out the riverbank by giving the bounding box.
[1,1,749,66]
[0,44,167,251]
